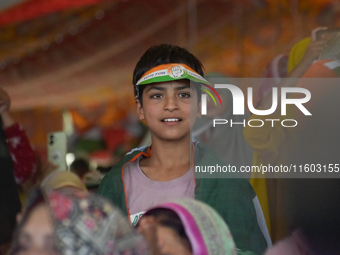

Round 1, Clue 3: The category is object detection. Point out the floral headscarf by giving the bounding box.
[47,189,149,255]
[145,198,237,255]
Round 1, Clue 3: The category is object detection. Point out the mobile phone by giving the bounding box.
[47,132,67,171]
[316,28,340,41]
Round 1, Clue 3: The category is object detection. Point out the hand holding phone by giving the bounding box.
[47,132,67,171]
[315,27,340,41]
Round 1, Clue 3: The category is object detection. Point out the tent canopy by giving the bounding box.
[0,0,338,110]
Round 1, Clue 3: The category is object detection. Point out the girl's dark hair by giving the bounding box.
[143,208,192,252]
[133,44,204,104]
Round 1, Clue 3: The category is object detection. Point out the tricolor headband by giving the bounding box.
[135,63,210,98]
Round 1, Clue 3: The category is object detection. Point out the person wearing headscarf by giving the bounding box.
[243,27,328,242]
[263,32,340,255]
[9,188,149,255]
[40,170,88,193]
[137,198,257,255]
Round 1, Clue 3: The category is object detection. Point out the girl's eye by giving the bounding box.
[179,93,190,98]
[151,94,163,99]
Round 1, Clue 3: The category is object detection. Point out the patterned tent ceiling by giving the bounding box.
[0,0,339,110]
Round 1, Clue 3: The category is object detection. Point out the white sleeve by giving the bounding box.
[253,196,272,247]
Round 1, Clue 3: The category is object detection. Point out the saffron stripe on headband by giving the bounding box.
[136,63,210,86]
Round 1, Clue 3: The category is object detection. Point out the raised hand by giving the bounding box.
[0,87,10,115]
[171,65,185,78]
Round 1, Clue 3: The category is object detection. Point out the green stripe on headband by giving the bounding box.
[137,74,210,86]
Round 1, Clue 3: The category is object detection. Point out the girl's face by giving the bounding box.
[156,225,192,255]
[137,216,192,255]
[16,204,59,255]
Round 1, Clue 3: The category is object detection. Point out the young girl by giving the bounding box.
[137,198,256,255]
[9,188,148,255]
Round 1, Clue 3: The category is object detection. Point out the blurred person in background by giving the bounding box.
[137,198,259,255]
[137,198,238,255]
[11,165,89,254]
[244,27,328,242]
[70,158,103,193]
[70,158,90,180]
[9,188,149,255]
[9,189,59,255]
[0,87,37,185]
[0,87,37,254]
[267,75,340,254]
[265,178,340,255]
[40,170,88,194]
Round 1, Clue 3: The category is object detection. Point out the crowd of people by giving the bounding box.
[1,26,340,255]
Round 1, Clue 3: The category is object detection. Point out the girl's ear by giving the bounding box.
[135,99,145,120]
